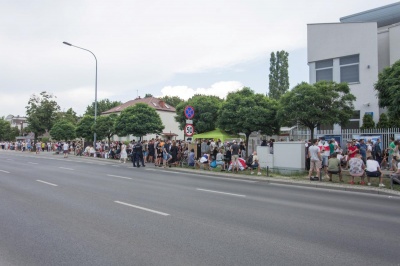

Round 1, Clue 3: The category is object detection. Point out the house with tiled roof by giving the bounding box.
[102,96,183,141]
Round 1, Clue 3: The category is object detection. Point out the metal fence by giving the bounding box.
[290,128,400,149]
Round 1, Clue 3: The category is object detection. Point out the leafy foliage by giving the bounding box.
[25,91,60,141]
[268,51,289,100]
[175,95,222,134]
[57,108,79,125]
[50,120,76,141]
[360,114,375,130]
[84,99,122,116]
[278,81,356,140]
[0,119,19,141]
[218,87,280,157]
[75,115,95,141]
[375,60,400,124]
[144,93,153,98]
[92,114,117,143]
[160,96,184,107]
[376,113,390,128]
[115,103,164,138]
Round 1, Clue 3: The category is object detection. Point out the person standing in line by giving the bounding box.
[134,141,145,168]
[230,140,241,173]
[63,141,69,158]
[308,139,322,181]
[373,138,383,166]
[388,137,396,171]
[120,143,127,163]
[359,139,367,164]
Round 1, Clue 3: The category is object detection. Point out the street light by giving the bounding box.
[63,41,98,147]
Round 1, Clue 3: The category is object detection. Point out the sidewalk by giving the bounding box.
[2,149,400,197]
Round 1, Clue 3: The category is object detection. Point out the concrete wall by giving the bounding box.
[389,24,400,65]
[272,142,305,172]
[378,30,390,72]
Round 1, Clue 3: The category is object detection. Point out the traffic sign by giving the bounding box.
[184,124,194,137]
[186,120,193,124]
[184,106,195,119]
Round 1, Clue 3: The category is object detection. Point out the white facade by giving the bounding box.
[307,3,400,130]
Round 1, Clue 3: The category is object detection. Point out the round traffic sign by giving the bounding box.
[184,106,195,119]
[184,124,195,137]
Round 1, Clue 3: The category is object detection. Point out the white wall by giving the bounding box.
[389,24,400,65]
[272,142,305,172]
[157,110,184,140]
[308,22,380,123]
[378,30,390,72]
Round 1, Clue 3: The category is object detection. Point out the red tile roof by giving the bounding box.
[102,96,176,114]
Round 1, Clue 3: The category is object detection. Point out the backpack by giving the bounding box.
[246,155,253,165]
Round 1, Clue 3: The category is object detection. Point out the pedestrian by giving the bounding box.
[120,143,127,163]
[365,156,385,187]
[230,140,240,173]
[63,141,69,158]
[327,152,343,182]
[307,139,321,181]
[348,153,365,185]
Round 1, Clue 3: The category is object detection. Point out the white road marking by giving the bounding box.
[114,201,170,216]
[111,165,120,167]
[0,170,10,173]
[36,180,58,186]
[107,174,132,180]
[6,159,13,161]
[28,162,38,165]
[59,167,74,171]
[196,188,246,197]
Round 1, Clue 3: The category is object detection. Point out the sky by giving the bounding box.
[0,0,397,117]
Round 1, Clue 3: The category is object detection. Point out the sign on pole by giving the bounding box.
[184,124,194,137]
[184,106,195,119]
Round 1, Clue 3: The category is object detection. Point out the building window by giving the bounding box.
[315,59,333,82]
[342,110,360,129]
[340,54,359,83]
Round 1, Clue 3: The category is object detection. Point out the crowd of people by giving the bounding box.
[306,137,400,186]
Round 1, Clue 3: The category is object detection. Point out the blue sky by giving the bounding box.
[0,0,396,116]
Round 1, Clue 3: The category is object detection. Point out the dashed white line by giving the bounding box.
[59,167,74,171]
[28,162,38,165]
[36,180,58,186]
[0,170,10,174]
[107,174,132,180]
[114,201,170,216]
[196,188,246,197]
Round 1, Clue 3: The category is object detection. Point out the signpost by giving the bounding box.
[184,106,195,138]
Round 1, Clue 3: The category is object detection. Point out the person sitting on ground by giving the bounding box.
[215,149,225,171]
[84,145,90,156]
[348,153,365,185]
[89,145,96,157]
[365,156,385,187]
[249,151,261,175]
[327,152,343,182]
[195,153,210,170]
[390,157,400,184]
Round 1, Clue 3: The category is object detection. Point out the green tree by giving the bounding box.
[92,114,117,143]
[160,96,184,107]
[375,60,400,123]
[57,108,79,125]
[84,99,122,116]
[75,115,95,141]
[0,119,19,141]
[25,91,60,144]
[50,120,76,141]
[218,87,280,158]
[360,114,375,130]
[278,81,356,140]
[115,103,164,139]
[144,93,153,98]
[268,50,289,100]
[175,95,222,134]
[376,113,390,128]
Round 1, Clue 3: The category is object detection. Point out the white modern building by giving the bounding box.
[102,96,184,141]
[307,2,400,131]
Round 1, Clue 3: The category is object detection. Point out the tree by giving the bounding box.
[115,103,164,139]
[92,114,117,143]
[175,95,222,134]
[50,120,76,141]
[375,59,400,123]
[25,91,60,144]
[268,50,289,100]
[144,93,153,98]
[278,81,356,140]
[84,99,122,116]
[376,113,390,128]
[75,115,95,141]
[0,119,19,141]
[360,114,375,130]
[218,87,280,158]
[57,108,79,125]
[160,96,184,107]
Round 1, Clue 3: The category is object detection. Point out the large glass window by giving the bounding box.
[315,59,333,82]
[340,54,359,83]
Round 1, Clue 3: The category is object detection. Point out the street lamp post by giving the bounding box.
[63,41,98,147]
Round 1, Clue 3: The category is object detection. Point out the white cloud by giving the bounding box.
[159,81,244,100]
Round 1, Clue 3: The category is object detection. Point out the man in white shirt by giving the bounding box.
[365,156,385,187]
[318,137,330,179]
[63,142,69,158]
[308,139,322,181]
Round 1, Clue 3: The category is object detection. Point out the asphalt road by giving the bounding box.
[0,150,399,266]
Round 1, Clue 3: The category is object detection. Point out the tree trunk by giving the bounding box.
[245,132,250,159]
[309,126,314,141]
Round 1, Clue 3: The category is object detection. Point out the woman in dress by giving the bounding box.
[120,143,127,163]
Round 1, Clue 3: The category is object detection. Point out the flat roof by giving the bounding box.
[340,2,400,27]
